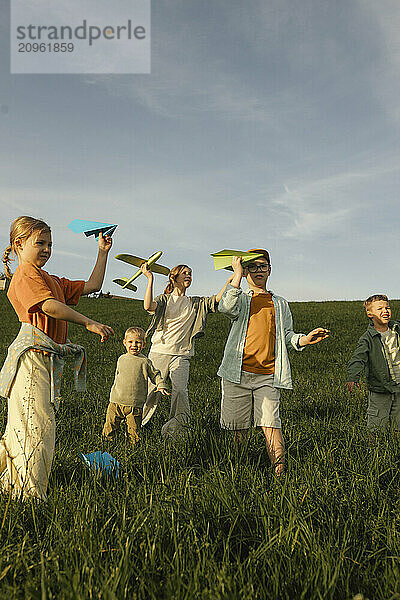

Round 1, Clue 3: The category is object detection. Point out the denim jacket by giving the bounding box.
[217,286,304,388]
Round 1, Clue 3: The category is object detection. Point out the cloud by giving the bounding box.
[0,196,32,213]
[85,65,274,125]
[81,0,388,139]
[356,0,400,122]
[261,161,400,239]
[56,250,91,260]
[82,3,284,125]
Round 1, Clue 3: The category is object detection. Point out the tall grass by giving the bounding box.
[0,294,399,599]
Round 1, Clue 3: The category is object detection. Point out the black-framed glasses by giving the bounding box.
[246,263,270,273]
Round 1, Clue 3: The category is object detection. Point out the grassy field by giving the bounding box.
[0,294,399,600]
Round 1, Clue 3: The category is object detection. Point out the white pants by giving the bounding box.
[0,351,55,501]
[143,352,190,439]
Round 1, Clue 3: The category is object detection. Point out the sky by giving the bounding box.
[0,0,399,301]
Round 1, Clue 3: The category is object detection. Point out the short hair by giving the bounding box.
[247,248,270,265]
[363,294,389,310]
[124,326,146,340]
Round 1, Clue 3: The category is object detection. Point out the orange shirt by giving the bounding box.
[242,292,275,374]
[7,263,85,344]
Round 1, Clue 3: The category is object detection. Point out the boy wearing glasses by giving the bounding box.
[346,294,400,431]
[218,249,329,475]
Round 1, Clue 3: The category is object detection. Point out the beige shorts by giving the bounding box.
[367,391,400,430]
[221,371,281,430]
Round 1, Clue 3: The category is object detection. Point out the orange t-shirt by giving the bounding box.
[7,263,85,344]
[242,292,275,374]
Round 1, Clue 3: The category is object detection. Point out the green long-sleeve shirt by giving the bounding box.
[347,320,400,394]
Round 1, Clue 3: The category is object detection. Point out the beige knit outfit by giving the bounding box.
[102,353,165,444]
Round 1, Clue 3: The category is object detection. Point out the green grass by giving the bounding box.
[0,295,399,599]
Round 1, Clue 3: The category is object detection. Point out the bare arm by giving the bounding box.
[141,263,157,312]
[215,274,235,302]
[41,299,114,342]
[82,233,112,295]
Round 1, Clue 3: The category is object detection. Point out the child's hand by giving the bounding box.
[345,381,360,392]
[157,388,170,396]
[228,256,245,288]
[302,328,330,345]
[232,256,244,279]
[98,232,112,253]
[86,320,114,342]
[140,262,153,279]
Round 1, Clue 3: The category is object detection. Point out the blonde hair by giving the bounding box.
[363,294,389,310]
[3,216,51,279]
[124,326,146,341]
[164,264,191,294]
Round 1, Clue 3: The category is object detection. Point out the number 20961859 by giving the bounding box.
[18,42,74,52]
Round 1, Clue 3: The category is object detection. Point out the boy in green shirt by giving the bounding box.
[102,327,169,444]
[346,294,400,430]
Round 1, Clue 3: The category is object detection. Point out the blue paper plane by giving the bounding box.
[79,451,120,479]
[68,220,118,240]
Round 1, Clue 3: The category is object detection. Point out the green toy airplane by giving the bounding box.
[113,251,170,291]
[211,249,266,271]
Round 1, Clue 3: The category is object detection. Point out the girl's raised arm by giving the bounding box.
[141,263,157,312]
[82,232,112,295]
[215,274,235,302]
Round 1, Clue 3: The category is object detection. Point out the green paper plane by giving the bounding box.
[211,249,266,271]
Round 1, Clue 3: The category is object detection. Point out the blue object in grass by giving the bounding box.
[68,219,118,240]
[79,451,120,479]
